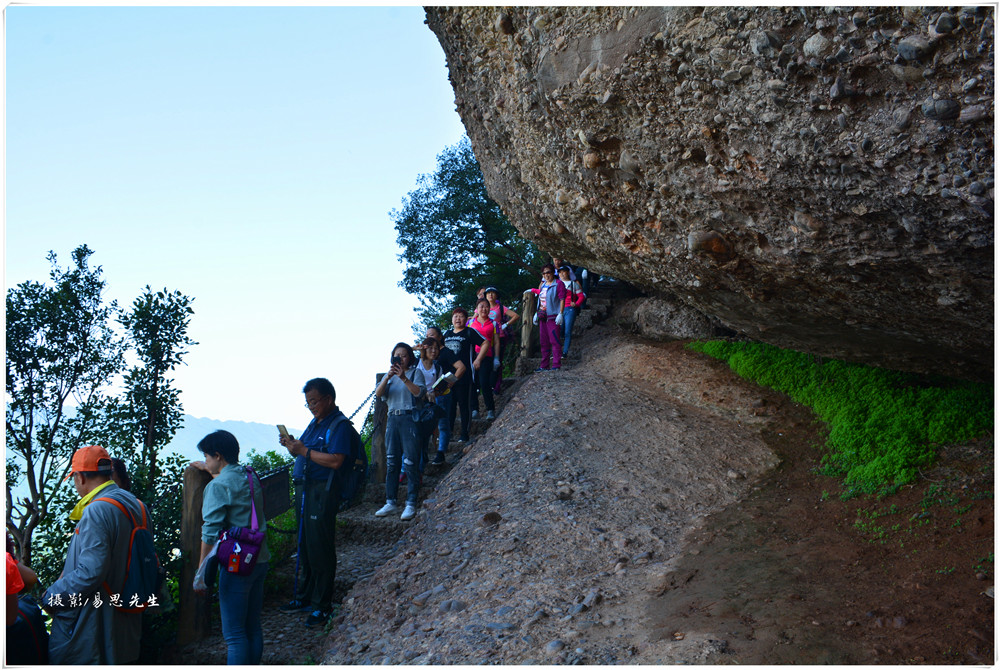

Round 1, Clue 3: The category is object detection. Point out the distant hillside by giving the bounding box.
[7,415,298,504]
[165,415,304,464]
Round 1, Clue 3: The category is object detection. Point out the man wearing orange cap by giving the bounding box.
[42,445,147,664]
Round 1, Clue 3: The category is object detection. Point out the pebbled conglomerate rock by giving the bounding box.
[426,6,994,381]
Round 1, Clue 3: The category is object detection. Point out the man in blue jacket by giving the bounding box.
[279,377,352,627]
[43,445,147,664]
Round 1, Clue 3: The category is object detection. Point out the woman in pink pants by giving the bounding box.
[529,264,567,371]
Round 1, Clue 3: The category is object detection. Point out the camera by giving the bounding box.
[391,355,402,366]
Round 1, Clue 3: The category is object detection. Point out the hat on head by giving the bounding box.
[66,445,113,480]
[484,286,499,295]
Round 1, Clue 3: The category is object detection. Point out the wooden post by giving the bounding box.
[519,290,538,371]
[177,464,213,645]
[372,373,388,488]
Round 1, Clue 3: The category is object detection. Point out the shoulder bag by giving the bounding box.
[217,467,265,576]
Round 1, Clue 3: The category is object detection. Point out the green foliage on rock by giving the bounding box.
[390,137,546,328]
[686,340,993,494]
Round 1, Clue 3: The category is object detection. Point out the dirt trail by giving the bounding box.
[318,323,992,664]
[166,320,994,664]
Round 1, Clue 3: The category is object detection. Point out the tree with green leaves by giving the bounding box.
[112,287,196,485]
[390,136,546,328]
[6,245,126,566]
[106,287,197,585]
[6,246,197,596]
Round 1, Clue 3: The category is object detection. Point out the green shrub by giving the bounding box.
[687,340,993,493]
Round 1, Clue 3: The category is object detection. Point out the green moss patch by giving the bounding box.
[686,340,993,494]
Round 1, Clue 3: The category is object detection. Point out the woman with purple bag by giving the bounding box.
[194,430,269,665]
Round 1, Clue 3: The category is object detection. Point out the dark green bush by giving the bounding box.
[687,340,993,493]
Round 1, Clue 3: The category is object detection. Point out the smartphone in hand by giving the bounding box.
[277,425,290,438]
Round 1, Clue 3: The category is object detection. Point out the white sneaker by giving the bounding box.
[375,502,399,517]
[400,504,417,521]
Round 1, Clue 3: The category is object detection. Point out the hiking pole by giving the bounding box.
[293,487,306,599]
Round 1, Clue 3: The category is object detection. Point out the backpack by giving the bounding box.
[6,594,49,664]
[94,495,163,613]
[324,415,369,513]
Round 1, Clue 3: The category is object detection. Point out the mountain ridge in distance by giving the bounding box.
[167,415,304,465]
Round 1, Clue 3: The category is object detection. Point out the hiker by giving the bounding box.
[472,286,487,311]
[111,457,132,492]
[7,536,46,664]
[374,342,427,520]
[443,308,489,443]
[415,337,457,468]
[278,378,352,627]
[42,445,147,664]
[421,326,468,462]
[484,287,519,395]
[528,264,567,371]
[6,549,37,625]
[468,299,501,420]
[553,257,590,300]
[551,257,576,281]
[558,265,586,357]
[195,430,269,663]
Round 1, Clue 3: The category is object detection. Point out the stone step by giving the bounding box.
[574,310,596,331]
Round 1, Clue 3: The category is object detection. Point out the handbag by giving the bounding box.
[216,467,265,576]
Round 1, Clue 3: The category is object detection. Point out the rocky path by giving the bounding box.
[164,318,993,664]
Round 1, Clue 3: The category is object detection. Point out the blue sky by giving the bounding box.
[5,6,467,429]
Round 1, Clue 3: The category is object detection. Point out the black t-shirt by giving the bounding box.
[443,327,485,374]
[437,346,460,376]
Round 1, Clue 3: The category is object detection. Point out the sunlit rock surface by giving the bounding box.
[427,6,994,380]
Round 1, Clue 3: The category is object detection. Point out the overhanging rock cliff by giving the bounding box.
[426,6,994,381]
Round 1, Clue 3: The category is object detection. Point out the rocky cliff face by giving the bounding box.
[426,6,994,381]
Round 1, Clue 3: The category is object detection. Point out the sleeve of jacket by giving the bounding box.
[201,478,231,545]
[44,505,115,606]
[556,282,568,305]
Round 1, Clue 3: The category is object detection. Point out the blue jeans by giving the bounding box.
[386,414,421,504]
[418,394,452,469]
[218,560,268,665]
[436,392,453,451]
[562,306,579,355]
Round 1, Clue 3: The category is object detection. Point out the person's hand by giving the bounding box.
[493,358,500,371]
[282,438,306,456]
[389,363,402,378]
[427,389,436,402]
[190,460,210,472]
[473,358,482,370]
[556,313,564,326]
[532,313,539,325]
